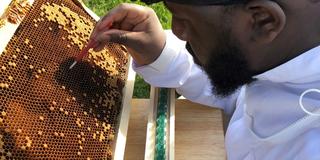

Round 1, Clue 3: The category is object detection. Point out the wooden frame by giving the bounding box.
[144,87,157,160]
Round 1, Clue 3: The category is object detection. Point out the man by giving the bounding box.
[90,0,320,159]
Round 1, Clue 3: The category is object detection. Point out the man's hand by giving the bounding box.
[91,3,166,66]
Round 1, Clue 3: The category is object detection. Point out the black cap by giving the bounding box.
[141,0,247,5]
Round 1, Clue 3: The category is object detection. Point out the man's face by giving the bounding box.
[165,2,255,97]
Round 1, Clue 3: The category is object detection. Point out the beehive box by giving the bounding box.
[0,0,135,159]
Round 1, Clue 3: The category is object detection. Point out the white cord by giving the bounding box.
[299,89,320,116]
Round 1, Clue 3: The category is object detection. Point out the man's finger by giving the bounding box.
[95,29,131,45]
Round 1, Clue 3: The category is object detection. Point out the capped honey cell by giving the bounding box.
[21,146,26,150]
[24,38,30,44]
[0,82,9,90]
[1,112,6,117]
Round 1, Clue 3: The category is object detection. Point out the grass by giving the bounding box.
[83,0,172,98]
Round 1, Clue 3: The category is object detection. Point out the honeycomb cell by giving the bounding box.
[59,133,64,137]
[1,112,6,117]
[24,39,30,44]
[8,62,16,67]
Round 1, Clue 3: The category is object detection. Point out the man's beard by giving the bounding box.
[186,33,255,97]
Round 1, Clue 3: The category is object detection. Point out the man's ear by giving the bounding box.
[245,0,286,43]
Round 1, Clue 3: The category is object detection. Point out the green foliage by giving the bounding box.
[132,74,151,98]
[83,0,172,29]
[83,0,172,98]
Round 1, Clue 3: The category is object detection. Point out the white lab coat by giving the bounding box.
[133,31,320,160]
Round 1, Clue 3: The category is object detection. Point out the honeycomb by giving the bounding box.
[0,0,129,159]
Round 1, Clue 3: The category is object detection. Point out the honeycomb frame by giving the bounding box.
[0,0,133,159]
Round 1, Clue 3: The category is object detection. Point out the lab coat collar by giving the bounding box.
[254,45,320,83]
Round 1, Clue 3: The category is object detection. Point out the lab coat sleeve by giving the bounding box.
[133,30,239,113]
